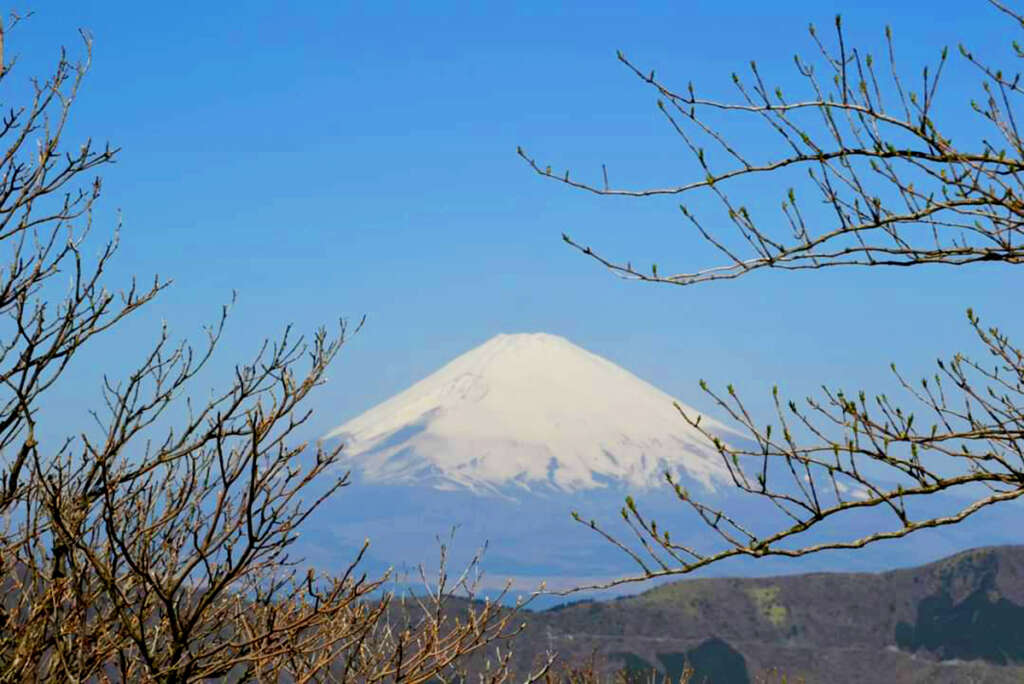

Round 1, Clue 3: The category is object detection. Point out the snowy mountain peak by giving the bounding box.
[324,333,734,496]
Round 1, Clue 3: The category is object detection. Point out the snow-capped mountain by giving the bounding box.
[323,333,736,496]
[305,333,1024,596]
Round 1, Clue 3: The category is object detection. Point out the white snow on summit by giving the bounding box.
[324,333,736,495]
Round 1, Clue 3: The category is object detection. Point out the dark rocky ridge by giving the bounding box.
[506,545,1024,683]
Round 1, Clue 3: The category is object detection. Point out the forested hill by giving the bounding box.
[511,545,1024,683]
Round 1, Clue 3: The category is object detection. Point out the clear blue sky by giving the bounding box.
[23,1,1022,443]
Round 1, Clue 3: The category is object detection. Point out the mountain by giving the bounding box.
[305,332,1024,595]
[324,332,736,496]
[506,545,1024,683]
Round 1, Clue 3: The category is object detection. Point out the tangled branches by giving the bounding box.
[0,18,539,683]
[523,2,1024,588]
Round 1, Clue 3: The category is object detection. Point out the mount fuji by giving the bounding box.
[301,333,1023,595]
[324,332,736,497]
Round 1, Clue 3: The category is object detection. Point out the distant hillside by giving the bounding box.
[508,545,1024,683]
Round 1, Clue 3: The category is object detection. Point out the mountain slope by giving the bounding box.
[324,333,736,495]
[509,545,1024,683]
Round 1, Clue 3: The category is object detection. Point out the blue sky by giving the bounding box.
[23,1,1022,443]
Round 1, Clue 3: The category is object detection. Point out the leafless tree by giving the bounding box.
[0,18,541,682]
[521,1,1024,589]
